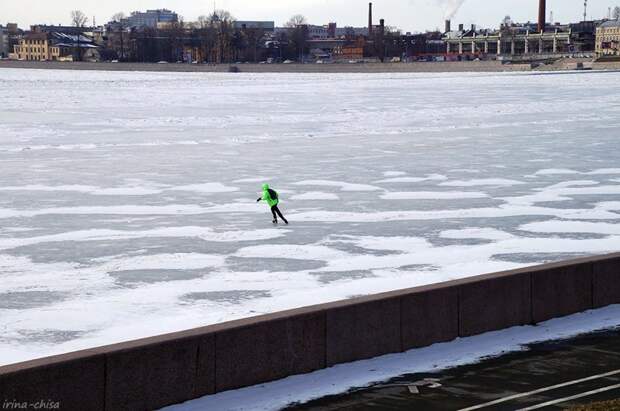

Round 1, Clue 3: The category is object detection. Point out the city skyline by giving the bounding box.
[3,0,615,32]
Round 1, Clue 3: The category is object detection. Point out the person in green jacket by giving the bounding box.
[256,183,289,224]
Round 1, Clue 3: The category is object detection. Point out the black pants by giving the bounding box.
[271,205,288,223]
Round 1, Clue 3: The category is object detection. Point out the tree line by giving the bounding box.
[99,11,313,63]
[68,9,413,63]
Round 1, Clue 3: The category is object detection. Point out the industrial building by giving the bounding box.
[301,23,370,40]
[443,0,597,59]
[233,21,275,32]
[445,23,574,57]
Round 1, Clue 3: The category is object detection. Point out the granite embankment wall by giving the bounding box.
[1,253,619,410]
[2,59,619,74]
[0,60,533,73]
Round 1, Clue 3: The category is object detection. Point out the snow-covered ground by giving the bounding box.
[162,305,620,411]
[1,68,620,365]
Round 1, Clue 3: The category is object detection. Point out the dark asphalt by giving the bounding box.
[287,328,620,411]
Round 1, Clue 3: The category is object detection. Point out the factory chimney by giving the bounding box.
[538,0,546,32]
[368,3,373,36]
[445,19,451,33]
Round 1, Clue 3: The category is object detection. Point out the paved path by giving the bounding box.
[289,329,620,410]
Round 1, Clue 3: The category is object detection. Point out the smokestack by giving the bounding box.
[538,0,546,32]
[368,3,373,36]
[445,19,451,33]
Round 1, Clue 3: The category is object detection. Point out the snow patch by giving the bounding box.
[380,191,488,200]
[169,183,239,193]
[375,174,448,184]
[440,178,525,187]
[235,244,351,261]
[290,192,340,201]
[293,180,382,192]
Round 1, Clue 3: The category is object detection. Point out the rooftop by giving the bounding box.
[24,32,48,41]
[599,20,620,28]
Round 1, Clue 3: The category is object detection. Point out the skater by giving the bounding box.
[257,183,289,224]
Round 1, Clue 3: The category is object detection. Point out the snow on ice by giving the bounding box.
[1,68,620,365]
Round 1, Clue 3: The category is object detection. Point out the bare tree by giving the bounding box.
[197,15,210,29]
[284,15,308,62]
[211,9,235,24]
[194,16,216,62]
[111,12,126,60]
[242,28,265,63]
[208,10,235,63]
[285,14,307,28]
[111,12,125,22]
[71,10,88,62]
[613,6,620,20]
[169,19,186,62]
[71,10,89,27]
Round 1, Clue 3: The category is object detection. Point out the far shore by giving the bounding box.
[1,58,618,74]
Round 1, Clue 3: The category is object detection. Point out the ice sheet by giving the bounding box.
[2,69,620,365]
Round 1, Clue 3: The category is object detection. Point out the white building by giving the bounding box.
[123,9,178,29]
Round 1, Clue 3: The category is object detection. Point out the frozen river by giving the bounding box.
[1,68,620,365]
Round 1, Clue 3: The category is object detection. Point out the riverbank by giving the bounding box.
[3,58,617,74]
[0,59,538,73]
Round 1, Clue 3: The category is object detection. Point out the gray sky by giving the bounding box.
[3,0,614,32]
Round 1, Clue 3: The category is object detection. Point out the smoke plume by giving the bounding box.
[438,0,467,20]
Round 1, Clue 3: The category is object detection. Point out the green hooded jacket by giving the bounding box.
[261,184,279,207]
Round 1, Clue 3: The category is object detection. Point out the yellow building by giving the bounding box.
[596,20,620,57]
[13,32,60,61]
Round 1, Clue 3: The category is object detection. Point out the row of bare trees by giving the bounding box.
[101,10,314,63]
[72,8,402,63]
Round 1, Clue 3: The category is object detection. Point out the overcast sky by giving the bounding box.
[3,0,615,32]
